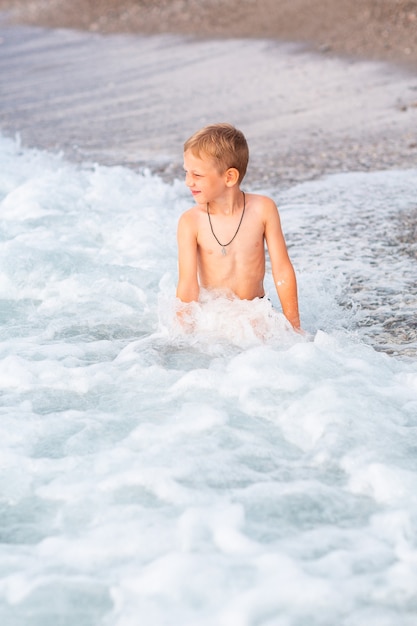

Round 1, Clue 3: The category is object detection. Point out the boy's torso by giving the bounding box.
[195,193,266,299]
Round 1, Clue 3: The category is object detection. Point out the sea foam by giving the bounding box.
[1,134,417,625]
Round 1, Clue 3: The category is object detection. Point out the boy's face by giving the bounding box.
[183,149,227,205]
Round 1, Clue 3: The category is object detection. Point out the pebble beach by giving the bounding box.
[0,0,416,185]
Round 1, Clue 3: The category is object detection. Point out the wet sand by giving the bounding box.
[0,1,416,186]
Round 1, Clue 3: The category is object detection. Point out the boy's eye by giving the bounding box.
[184,170,203,178]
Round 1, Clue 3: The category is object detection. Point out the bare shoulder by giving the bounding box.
[179,204,199,219]
[178,204,202,228]
[246,192,279,221]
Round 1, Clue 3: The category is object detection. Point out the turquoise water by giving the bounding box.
[1,134,417,625]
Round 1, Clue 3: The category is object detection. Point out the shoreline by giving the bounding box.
[1,0,417,69]
[0,4,416,188]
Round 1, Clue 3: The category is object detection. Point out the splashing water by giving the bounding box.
[1,134,417,626]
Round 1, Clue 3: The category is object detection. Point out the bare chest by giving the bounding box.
[197,207,265,258]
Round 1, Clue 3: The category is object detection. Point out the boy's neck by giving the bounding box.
[209,187,243,215]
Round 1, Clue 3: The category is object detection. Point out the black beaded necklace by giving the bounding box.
[207,191,246,256]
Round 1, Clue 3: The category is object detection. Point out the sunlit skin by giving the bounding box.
[176,149,300,329]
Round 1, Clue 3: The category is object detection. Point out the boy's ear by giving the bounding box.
[225,167,240,186]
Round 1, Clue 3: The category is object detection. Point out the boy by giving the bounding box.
[176,123,300,330]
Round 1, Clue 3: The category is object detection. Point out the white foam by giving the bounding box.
[1,134,417,625]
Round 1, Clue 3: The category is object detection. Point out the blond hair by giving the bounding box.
[184,123,249,183]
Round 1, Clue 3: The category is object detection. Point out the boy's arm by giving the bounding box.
[264,199,301,330]
[176,211,199,303]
